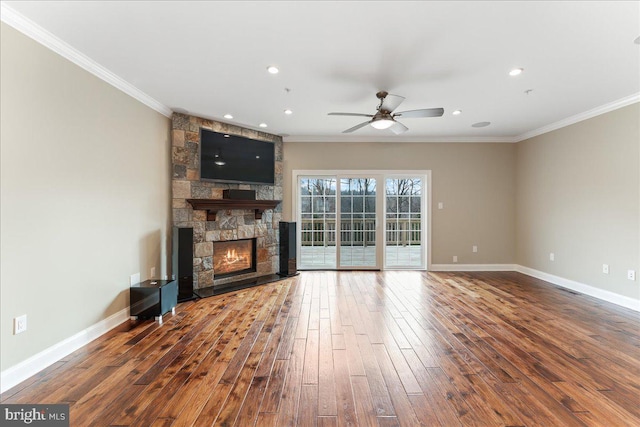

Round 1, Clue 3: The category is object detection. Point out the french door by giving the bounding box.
[339,177,379,268]
[296,172,427,270]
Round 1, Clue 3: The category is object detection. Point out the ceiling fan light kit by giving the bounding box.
[370,118,394,129]
[328,91,444,134]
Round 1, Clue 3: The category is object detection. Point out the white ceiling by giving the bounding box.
[3,1,639,142]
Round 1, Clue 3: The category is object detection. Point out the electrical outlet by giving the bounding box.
[150,267,156,278]
[453,255,458,263]
[472,245,478,253]
[602,264,609,274]
[438,202,444,210]
[550,253,555,261]
[14,315,27,334]
[628,270,636,281]
[130,272,141,286]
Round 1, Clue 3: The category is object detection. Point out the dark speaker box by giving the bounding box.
[130,280,177,319]
[173,227,196,302]
[223,189,256,200]
[279,222,298,277]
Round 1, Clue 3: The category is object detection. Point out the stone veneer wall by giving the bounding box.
[171,113,283,289]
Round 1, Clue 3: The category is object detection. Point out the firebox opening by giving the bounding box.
[213,238,257,279]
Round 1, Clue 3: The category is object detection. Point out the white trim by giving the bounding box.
[0,307,130,393]
[515,94,640,142]
[429,264,640,312]
[429,264,639,312]
[284,95,639,145]
[284,135,517,143]
[0,3,173,118]
[515,265,640,312]
[3,0,636,142]
[292,170,431,271]
[1,266,637,393]
[430,264,517,272]
[383,173,430,271]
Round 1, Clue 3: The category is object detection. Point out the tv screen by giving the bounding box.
[200,129,275,185]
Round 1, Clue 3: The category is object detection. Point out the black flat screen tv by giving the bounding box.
[200,129,275,185]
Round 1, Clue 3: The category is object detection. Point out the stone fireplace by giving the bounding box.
[213,238,256,279]
[170,113,283,291]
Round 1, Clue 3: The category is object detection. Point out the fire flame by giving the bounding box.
[225,249,239,261]
[215,241,252,274]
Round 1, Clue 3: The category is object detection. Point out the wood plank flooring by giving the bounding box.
[2,271,640,426]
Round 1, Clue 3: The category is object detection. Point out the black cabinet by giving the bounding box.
[130,279,177,324]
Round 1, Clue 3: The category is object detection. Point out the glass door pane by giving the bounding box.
[385,178,423,268]
[339,178,377,268]
[299,177,337,269]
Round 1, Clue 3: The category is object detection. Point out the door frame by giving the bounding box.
[292,169,432,271]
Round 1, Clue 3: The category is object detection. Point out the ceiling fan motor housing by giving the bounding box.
[372,111,394,121]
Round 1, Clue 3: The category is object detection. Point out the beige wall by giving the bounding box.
[283,141,516,265]
[2,15,637,376]
[0,23,171,370]
[516,104,640,300]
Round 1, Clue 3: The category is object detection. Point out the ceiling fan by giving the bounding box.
[328,91,444,134]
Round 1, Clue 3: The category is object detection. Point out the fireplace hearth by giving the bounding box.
[213,239,256,279]
[171,112,284,296]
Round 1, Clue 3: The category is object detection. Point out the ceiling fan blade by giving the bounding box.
[343,121,371,133]
[380,94,405,113]
[395,108,444,118]
[328,112,374,117]
[389,121,409,135]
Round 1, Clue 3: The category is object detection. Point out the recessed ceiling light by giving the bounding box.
[472,121,491,128]
[635,36,640,45]
[284,109,293,115]
[509,68,523,76]
[452,110,462,116]
[267,66,279,74]
[223,134,230,138]
[223,114,233,119]
[256,155,260,159]
[259,123,268,128]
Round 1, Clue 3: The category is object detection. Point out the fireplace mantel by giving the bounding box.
[186,199,281,221]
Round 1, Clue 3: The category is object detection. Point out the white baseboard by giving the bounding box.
[515,265,640,312]
[0,307,130,394]
[3,264,638,394]
[429,263,639,312]
[430,264,517,272]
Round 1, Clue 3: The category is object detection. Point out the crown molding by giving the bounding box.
[2,3,636,140]
[286,92,639,144]
[0,3,173,118]
[514,93,640,142]
[283,135,517,143]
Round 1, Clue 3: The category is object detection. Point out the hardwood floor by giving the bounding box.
[2,271,640,426]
